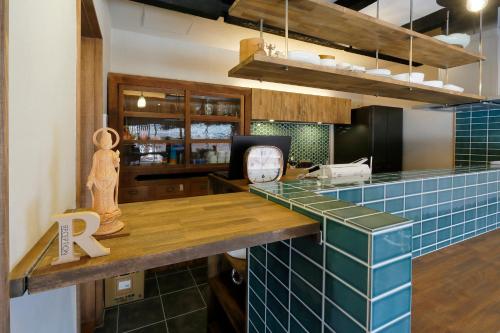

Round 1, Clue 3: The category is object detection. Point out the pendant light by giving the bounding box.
[137,92,146,108]
[466,0,488,12]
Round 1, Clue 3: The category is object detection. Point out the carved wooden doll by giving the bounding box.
[87,127,124,235]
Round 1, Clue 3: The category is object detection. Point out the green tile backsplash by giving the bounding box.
[251,121,330,164]
[455,104,500,167]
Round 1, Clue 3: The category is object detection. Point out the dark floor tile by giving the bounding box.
[157,270,195,294]
[118,297,164,332]
[94,307,118,333]
[144,277,160,299]
[154,263,189,277]
[198,284,209,303]
[190,266,208,285]
[167,309,207,333]
[162,287,205,319]
[145,269,156,279]
[128,321,168,333]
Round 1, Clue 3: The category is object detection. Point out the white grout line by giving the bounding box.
[122,320,166,333]
[324,243,369,267]
[324,296,366,331]
[290,290,322,322]
[115,305,120,333]
[265,299,288,333]
[187,267,207,307]
[324,270,368,300]
[371,253,412,269]
[165,307,206,321]
[371,283,412,303]
[290,312,311,333]
[155,271,168,332]
[371,312,411,333]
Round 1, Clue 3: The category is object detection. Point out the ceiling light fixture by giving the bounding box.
[466,0,488,12]
[137,92,146,108]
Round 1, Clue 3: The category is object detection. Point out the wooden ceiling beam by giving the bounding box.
[334,0,378,11]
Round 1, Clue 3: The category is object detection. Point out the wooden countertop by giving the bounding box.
[208,168,308,192]
[10,192,319,296]
[412,229,500,332]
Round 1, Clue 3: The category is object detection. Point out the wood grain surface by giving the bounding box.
[252,88,351,124]
[412,229,500,333]
[229,0,484,69]
[230,54,484,105]
[22,192,319,294]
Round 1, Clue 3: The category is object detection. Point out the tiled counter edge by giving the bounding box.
[247,183,413,333]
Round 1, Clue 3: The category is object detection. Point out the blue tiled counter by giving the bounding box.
[246,166,500,333]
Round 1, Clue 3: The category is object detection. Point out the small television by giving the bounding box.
[227,135,292,180]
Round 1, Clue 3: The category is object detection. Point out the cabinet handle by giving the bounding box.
[128,189,138,195]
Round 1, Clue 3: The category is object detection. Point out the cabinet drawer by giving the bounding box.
[155,182,186,199]
[190,179,209,196]
[119,186,151,203]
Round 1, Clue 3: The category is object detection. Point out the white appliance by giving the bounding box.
[303,158,372,179]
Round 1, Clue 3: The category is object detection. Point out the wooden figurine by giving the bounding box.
[87,127,125,235]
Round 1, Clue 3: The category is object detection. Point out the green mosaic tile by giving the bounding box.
[348,213,410,232]
[308,200,355,212]
[249,187,267,198]
[297,184,337,191]
[268,195,290,208]
[291,272,322,316]
[292,205,324,224]
[325,274,367,326]
[325,206,381,221]
[280,191,317,199]
[291,196,334,205]
[326,218,369,262]
[251,121,330,165]
[326,247,368,294]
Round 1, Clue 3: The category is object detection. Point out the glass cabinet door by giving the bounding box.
[123,89,185,115]
[190,95,240,117]
[188,93,242,166]
[120,88,186,168]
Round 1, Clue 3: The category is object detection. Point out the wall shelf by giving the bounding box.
[228,55,484,105]
[229,0,484,69]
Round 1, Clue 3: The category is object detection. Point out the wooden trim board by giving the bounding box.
[229,0,484,69]
[229,54,484,105]
[0,0,9,331]
[16,193,319,294]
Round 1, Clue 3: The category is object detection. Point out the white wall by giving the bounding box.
[107,0,459,171]
[8,1,78,332]
[447,24,499,97]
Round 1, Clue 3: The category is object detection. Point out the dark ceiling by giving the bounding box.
[132,0,499,65]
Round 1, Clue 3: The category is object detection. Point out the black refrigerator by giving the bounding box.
[334,105,403,173]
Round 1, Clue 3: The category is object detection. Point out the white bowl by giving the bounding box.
[320,58,336,67]
[288,51,320,65]
[393,72,425,83]
[227,249,247,259]
[422,80,444,88]
[351,65,366,72]
[337,62,352,70]
[443,84,465,92]
[366,68,391,76]
[433,33,471,48]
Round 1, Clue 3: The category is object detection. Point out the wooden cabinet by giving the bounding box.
[252,88,351,124]
[108,74,252,203]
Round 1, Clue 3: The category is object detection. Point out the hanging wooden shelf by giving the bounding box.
[228,54,484,105]
[229,0,485,69]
